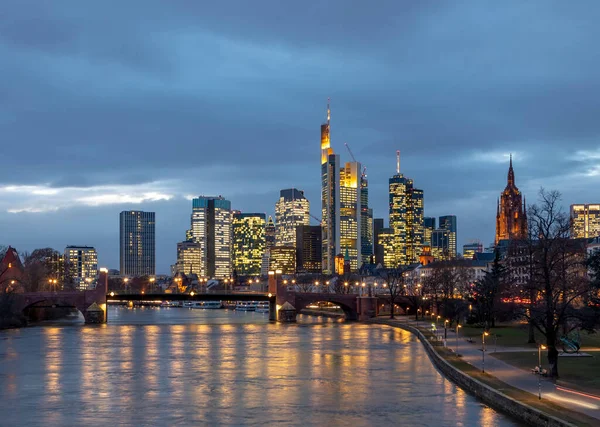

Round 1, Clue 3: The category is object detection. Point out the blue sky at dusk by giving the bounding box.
[2,1,600,273]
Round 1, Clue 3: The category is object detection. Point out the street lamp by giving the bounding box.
[482,331,489,373]
[149,277,155,293]
[190,291,195,297]
[444,319,449,346]
[456,324,462,354]
[538,344,547,400]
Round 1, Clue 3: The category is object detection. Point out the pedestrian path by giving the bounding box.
[387,317,600,421]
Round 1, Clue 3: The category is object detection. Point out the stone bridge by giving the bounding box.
[269,276,378,321]
[12,271,108,324]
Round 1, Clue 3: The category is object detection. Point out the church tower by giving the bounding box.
[495,155,527,244]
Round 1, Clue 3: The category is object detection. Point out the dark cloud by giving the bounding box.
[1,0,600,271]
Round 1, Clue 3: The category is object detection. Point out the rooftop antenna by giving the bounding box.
[396,150,400,174]
[327,97,330,125]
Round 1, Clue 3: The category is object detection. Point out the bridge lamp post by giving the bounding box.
[149,277,155,293]
[123,277,129,292]
[361,282,366,297]
[344,282,348,294]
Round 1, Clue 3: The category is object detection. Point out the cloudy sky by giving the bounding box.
[2,1,600,273]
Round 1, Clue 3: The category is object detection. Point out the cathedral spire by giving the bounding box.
[507,154,515,187]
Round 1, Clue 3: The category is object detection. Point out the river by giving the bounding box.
[0,307,521,426]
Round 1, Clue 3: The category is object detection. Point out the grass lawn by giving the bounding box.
[459,323,600,349]
[492,351,600,396]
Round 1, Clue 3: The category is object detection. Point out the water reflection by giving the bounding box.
[0,307,521,426]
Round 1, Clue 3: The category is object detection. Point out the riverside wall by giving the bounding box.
[370,319,575,427]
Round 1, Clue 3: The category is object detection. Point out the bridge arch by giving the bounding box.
[291,293,359,321]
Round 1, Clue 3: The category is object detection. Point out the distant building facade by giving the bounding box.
[463,241,484,260]
[64,246,98,290]
[232,212,266,276]
[296,225,322,273]
[119,210,155,277]
[189,196,232,279]
[571,204,600,239]
[439,215,457,259]
[175,241,202,276]
[268,246,296,274]
[275,189,310,246]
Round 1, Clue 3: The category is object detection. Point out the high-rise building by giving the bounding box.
[389,151,424,266]
[360,173,373,267]
[339,161,362,270]
[423,217,436,245]
[439,215,457,258]
[275,189,310,246]
[571,204,600,239]
[377,228,396,268]
[189,196,232,279]
[296,225,322,273]
[373,218,384,265]
[175,241,202,276]
[321,100,340,274]
[463,241,483,260]
[268,246,296,274]
[495,155,527,244]
[64,246,98,290]
[119,211,155,277]
[232,212,266,276]
[431,229,451,261]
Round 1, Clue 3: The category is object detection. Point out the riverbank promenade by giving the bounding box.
[378,316,600,424]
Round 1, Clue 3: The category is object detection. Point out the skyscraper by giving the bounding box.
[189,196,232,279]
[439,215,457,258]
[232,212,266,276]
[423,217,436,245]
[275,189,310,246]
[339,161,362,270]
[431,229,451,261]
[321,100,340,274]
[571,204,600,239]
[119,211,155,277]
[64,246,98,290]
[265,215,276,250]
[495,155,527,244]
[296,225,322,273]
[373,218,384,265]
[389,151,424,266]
[360,172,373,266]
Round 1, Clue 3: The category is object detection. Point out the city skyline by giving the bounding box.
[2,1,600,273]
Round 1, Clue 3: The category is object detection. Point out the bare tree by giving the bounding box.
[380,267,406,319]
[523,189,595,378]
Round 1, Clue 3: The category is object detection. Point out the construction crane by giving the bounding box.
[309,213,322,225]
[344,142,357,162]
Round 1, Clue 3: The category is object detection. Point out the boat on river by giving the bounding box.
[255,302,270,313]
[190,301,222,309]
[235,301,257,311]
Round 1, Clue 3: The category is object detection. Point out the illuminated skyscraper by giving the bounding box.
[360,173,373,266]
[374,218,384,265]
[339,161,362,270]
[388,151,424,266]
[189,196,232,279]
[175,241,202,276]
[261,215,277,276]
[119,210,155,277]
[495,155,527,244]
[321,100,340,274]
[64,246,98,290]
[431,229,451,261]
[423,217,436,245]
[275,189,310,246]
[439,215,457,258]
[377,228,396,268]
[296,225,322,273]
[571,204,600,239]
[232,212,266,276]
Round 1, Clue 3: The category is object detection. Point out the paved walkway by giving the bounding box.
[385,317,600,421]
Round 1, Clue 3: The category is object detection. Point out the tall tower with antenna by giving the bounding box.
[320,99,340,274]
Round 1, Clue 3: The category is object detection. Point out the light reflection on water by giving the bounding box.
[0,307,522,426]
